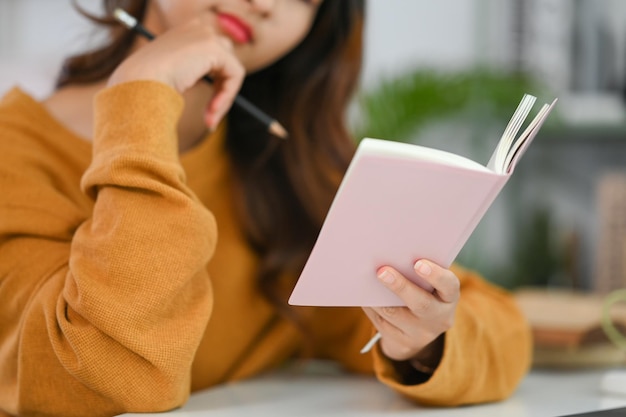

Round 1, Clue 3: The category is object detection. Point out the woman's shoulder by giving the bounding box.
[0,87,92,206]
[0,86,91,159]
[0,87,52,152]
[0,87,41,122]
[0,87,62,136]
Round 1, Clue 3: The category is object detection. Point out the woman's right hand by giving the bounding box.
[108,14,245,129]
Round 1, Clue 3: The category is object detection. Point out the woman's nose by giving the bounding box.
[247,0,276,16]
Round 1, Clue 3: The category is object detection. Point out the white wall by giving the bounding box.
[363,0,519,82]
[0,0,104,97]
[363,0,479,84]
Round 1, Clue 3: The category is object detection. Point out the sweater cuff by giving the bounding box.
[372,333,449,386]
[92,80,184,162]
[372,311,471,406]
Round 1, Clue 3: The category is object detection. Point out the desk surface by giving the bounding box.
[120,363,626,417]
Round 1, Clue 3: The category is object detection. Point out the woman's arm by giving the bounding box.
[314,265,531,406]
[0,82,217,416]
[372,265,532,406]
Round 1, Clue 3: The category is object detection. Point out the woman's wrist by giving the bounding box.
[410,333,445,375]
[409,357,437,375]
[389,334,445,385]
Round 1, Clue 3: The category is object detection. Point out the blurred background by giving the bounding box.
[1,0,625,295]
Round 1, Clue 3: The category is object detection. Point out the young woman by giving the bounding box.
[0,1,531,416]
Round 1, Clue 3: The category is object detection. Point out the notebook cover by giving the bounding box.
[289,139,509,307]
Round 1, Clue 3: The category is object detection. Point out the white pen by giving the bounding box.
[360,332,382,354]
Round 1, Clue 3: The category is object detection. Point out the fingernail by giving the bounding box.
[414,260,431,276]
[378,269,395,284]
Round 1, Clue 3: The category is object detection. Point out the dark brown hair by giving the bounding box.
[226,2,365,330]
[57,1,149,86]
[58,0,366,334]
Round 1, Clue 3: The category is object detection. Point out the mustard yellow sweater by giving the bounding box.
[0,82,531,417]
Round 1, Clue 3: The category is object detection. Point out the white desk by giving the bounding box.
[120,363,626,417]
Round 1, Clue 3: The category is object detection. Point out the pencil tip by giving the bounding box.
[269,121,289,140]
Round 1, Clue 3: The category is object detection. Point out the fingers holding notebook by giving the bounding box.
[362,260,460,364]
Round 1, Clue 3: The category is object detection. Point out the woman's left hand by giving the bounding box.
[362,260,460,367]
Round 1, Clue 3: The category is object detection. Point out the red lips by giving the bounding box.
[216,13,253,44]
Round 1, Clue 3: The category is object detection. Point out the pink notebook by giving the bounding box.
[289,95,557,307]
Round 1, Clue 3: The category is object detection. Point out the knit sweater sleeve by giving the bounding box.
[312,266,531,406]
[372,266,532,405]
[0,81,217,416]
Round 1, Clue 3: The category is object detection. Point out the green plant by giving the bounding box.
[354,68,539,143]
